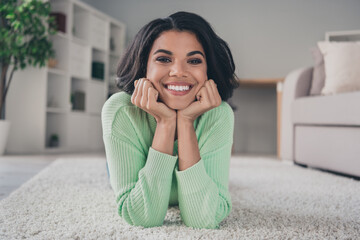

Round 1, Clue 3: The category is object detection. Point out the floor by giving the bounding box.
[0,152,280,201]
[0,152,106,201]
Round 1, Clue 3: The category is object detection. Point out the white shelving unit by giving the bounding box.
[5,0,126,154]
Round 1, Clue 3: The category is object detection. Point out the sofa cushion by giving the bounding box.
[309,46,325,96]
[318,41,360,95]
[295,125,360,177]
[292,91,360,125]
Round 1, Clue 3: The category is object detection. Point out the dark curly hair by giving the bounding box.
[116,11,238,101]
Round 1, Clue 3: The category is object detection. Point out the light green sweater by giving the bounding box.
[101,91,233,229]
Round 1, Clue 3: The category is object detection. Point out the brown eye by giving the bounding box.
[156,56,171,63]
[188,58,202,65]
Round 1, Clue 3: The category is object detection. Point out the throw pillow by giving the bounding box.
[317,41,360,95]
[309,46,325,95]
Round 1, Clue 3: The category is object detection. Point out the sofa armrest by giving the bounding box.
[280,67,313,161]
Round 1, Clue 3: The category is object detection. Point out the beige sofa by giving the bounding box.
[280,67,360,177]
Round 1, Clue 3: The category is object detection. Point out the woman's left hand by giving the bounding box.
[177,79,222,123]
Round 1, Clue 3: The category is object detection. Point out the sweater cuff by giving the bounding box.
[144,147,178,178]
[175,159,211,195]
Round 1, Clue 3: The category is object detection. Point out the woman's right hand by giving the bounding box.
[131,78,176,124]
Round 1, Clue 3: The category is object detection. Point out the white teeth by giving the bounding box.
[167,85,190,91]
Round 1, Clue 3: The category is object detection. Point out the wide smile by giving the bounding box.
[163,82,194,96]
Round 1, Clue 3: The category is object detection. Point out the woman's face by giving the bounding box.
[146,30,207,110]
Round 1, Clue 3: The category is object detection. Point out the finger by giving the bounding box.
[205,81,215,105]
[147,86,159,109]
[131,79,140,105]
[134,78,145,106]
[197,86,211,106]
[205,80,217,106]
[207,79,216,96]
[140,80,152,109]
[209,79,221,106]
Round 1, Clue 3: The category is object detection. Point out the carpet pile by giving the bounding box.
[0,156,359,239]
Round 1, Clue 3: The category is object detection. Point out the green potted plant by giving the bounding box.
[0,0,57,155]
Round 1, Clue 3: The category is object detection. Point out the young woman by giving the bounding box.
[102,11,238,229]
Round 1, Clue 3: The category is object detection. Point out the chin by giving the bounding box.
[166,101,192,110]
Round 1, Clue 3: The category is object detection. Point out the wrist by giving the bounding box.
[177,116,194,129]
[152,118,176,155]
[157,118,177,130]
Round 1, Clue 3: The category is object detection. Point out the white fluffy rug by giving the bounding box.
[0,156,359,239]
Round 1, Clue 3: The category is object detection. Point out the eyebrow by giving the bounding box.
[153,49,205,58]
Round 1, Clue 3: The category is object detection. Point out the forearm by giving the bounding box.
[175,144,233,229]
[177,118,201,171]
[104,135,177,227]
[152,119,176,155]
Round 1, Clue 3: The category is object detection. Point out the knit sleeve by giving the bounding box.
[175,102,233,229]
[102,97,177,227]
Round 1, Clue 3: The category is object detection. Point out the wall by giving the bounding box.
[80,0,360,154]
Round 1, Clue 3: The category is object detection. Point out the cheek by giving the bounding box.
[193,67,207,88]
[146,62,155,79]
[146,64,162,90]
[146,64,167,85]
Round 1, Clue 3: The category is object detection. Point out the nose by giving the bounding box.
[169,61,187,77]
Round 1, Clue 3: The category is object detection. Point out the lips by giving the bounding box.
[163,82,194,96]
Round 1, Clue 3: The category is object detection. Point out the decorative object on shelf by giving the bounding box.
[0,0,57,155]
[71,91,85,111]
[47,58,58,68]
[92,61,105,80]
[50,12,66,33]
[110,37,116,52]
[48,134,59,147]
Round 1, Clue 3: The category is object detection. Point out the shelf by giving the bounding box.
[50,35,69,72]
[47,73,70,110]
[70,110,87,114]
[91,78,105,85]
[108,82,120,96]
[109,52,120,58]
[44,0,124,153]
[71,36,89,46]
[88,114,104,150]
[87,80,106,114]
[88,112,101,116]
[70,75,89,81]
[110,22,125,56]
[66,112,89,149]
[93,46,108,53]
[73,4,109,51]
[6,0,125,154]
[50,0,71,35]
[70,41,91,79]
[69,110,101,117]
[109,55,119,80]
[44,146,69,154]
[45,113,67,149]
[47,107,69,113]
[47,67,67,76]
[55,31,70,40]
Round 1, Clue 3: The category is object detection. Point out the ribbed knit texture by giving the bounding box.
[101,91,233,229]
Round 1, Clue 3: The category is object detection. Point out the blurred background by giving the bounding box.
[2,0,360,157]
